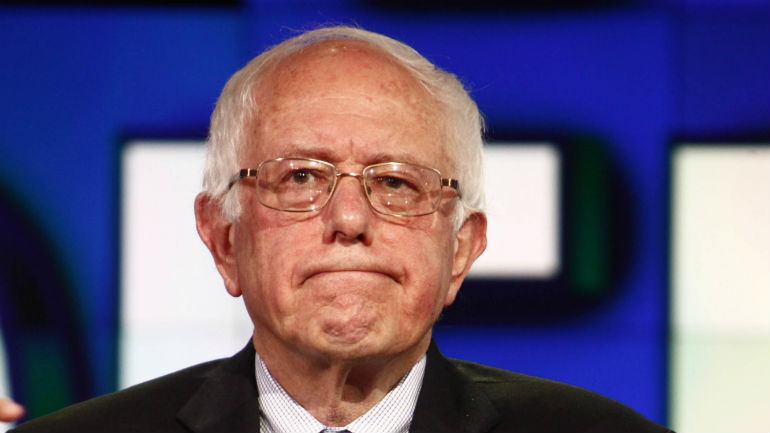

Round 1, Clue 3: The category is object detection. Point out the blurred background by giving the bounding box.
[0,0,768,432]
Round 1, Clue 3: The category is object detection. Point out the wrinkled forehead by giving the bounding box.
[265,40,431,100]
[246,39,451,165]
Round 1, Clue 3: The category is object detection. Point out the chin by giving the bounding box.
[318,325,376,353]
[306,326,391,361]
[302,341,374,363]
[315,300,381,341]
[317,330,424,364]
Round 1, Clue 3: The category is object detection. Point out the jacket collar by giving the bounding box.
[176,342,261,433]
[409,340,501,433]
[174,339,501,433]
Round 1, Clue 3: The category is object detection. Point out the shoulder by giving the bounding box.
[448,358,674,433]
[11,359,224,433]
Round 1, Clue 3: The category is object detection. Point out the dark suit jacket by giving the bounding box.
[11,341,672,432]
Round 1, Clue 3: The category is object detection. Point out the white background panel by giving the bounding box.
[671,145,770,433]
[468,145,560,278]
[120,142,253,388]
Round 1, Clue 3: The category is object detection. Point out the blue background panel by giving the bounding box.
[1,7,244,399]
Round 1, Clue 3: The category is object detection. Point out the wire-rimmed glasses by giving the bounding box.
[228,157,460,217]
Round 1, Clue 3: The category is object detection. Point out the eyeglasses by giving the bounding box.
[228,157,460,217]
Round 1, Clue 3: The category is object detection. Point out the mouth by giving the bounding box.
[309,269,392,281]
[304,269,396,284]
[299,261,402,286]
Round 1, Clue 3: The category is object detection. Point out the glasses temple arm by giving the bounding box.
[442,178,460,195]
[227,168,258,190]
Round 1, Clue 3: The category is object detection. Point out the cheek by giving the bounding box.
[395,215,455,272]
[239,198,318,261]
[390,223,455,319]
[234,205,319,310]
[405,285,443,319]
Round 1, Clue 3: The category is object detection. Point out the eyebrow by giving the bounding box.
[271,145,428,167]
[364,151,427,166]
[275,145,337,163]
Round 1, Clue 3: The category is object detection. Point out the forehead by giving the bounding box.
[246,39,450,169]
[261,39,430,106]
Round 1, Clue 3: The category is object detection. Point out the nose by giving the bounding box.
[321,174,374,245]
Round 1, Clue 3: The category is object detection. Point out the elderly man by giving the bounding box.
[10,26,672,433]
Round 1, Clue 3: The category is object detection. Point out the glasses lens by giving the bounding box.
[257,159,335,211]
[364,163,442,216]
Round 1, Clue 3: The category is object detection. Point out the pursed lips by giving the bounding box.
[298,261,402,285]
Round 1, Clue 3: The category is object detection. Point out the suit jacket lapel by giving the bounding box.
[410,340,501,433]
[176,342,261,433]
[174,339,499,433]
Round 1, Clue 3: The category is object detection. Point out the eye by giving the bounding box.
[290,169,312,184]
[383,176,405,189]
[375,175,418,192]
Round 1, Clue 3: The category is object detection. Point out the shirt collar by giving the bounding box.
[255,351,426,433]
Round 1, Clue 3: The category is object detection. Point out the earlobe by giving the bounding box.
[194,192,242,297]
[444,211,487,306]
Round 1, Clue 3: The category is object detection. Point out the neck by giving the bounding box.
[253,333,430,426]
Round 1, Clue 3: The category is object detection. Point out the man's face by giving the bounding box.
[199,41,484,364]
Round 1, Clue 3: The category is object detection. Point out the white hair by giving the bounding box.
[203,25,485,229]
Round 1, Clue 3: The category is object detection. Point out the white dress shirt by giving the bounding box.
[255,352,426,433]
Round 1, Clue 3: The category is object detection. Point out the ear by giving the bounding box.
[444,211,487,306]
[194,192,242,297]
